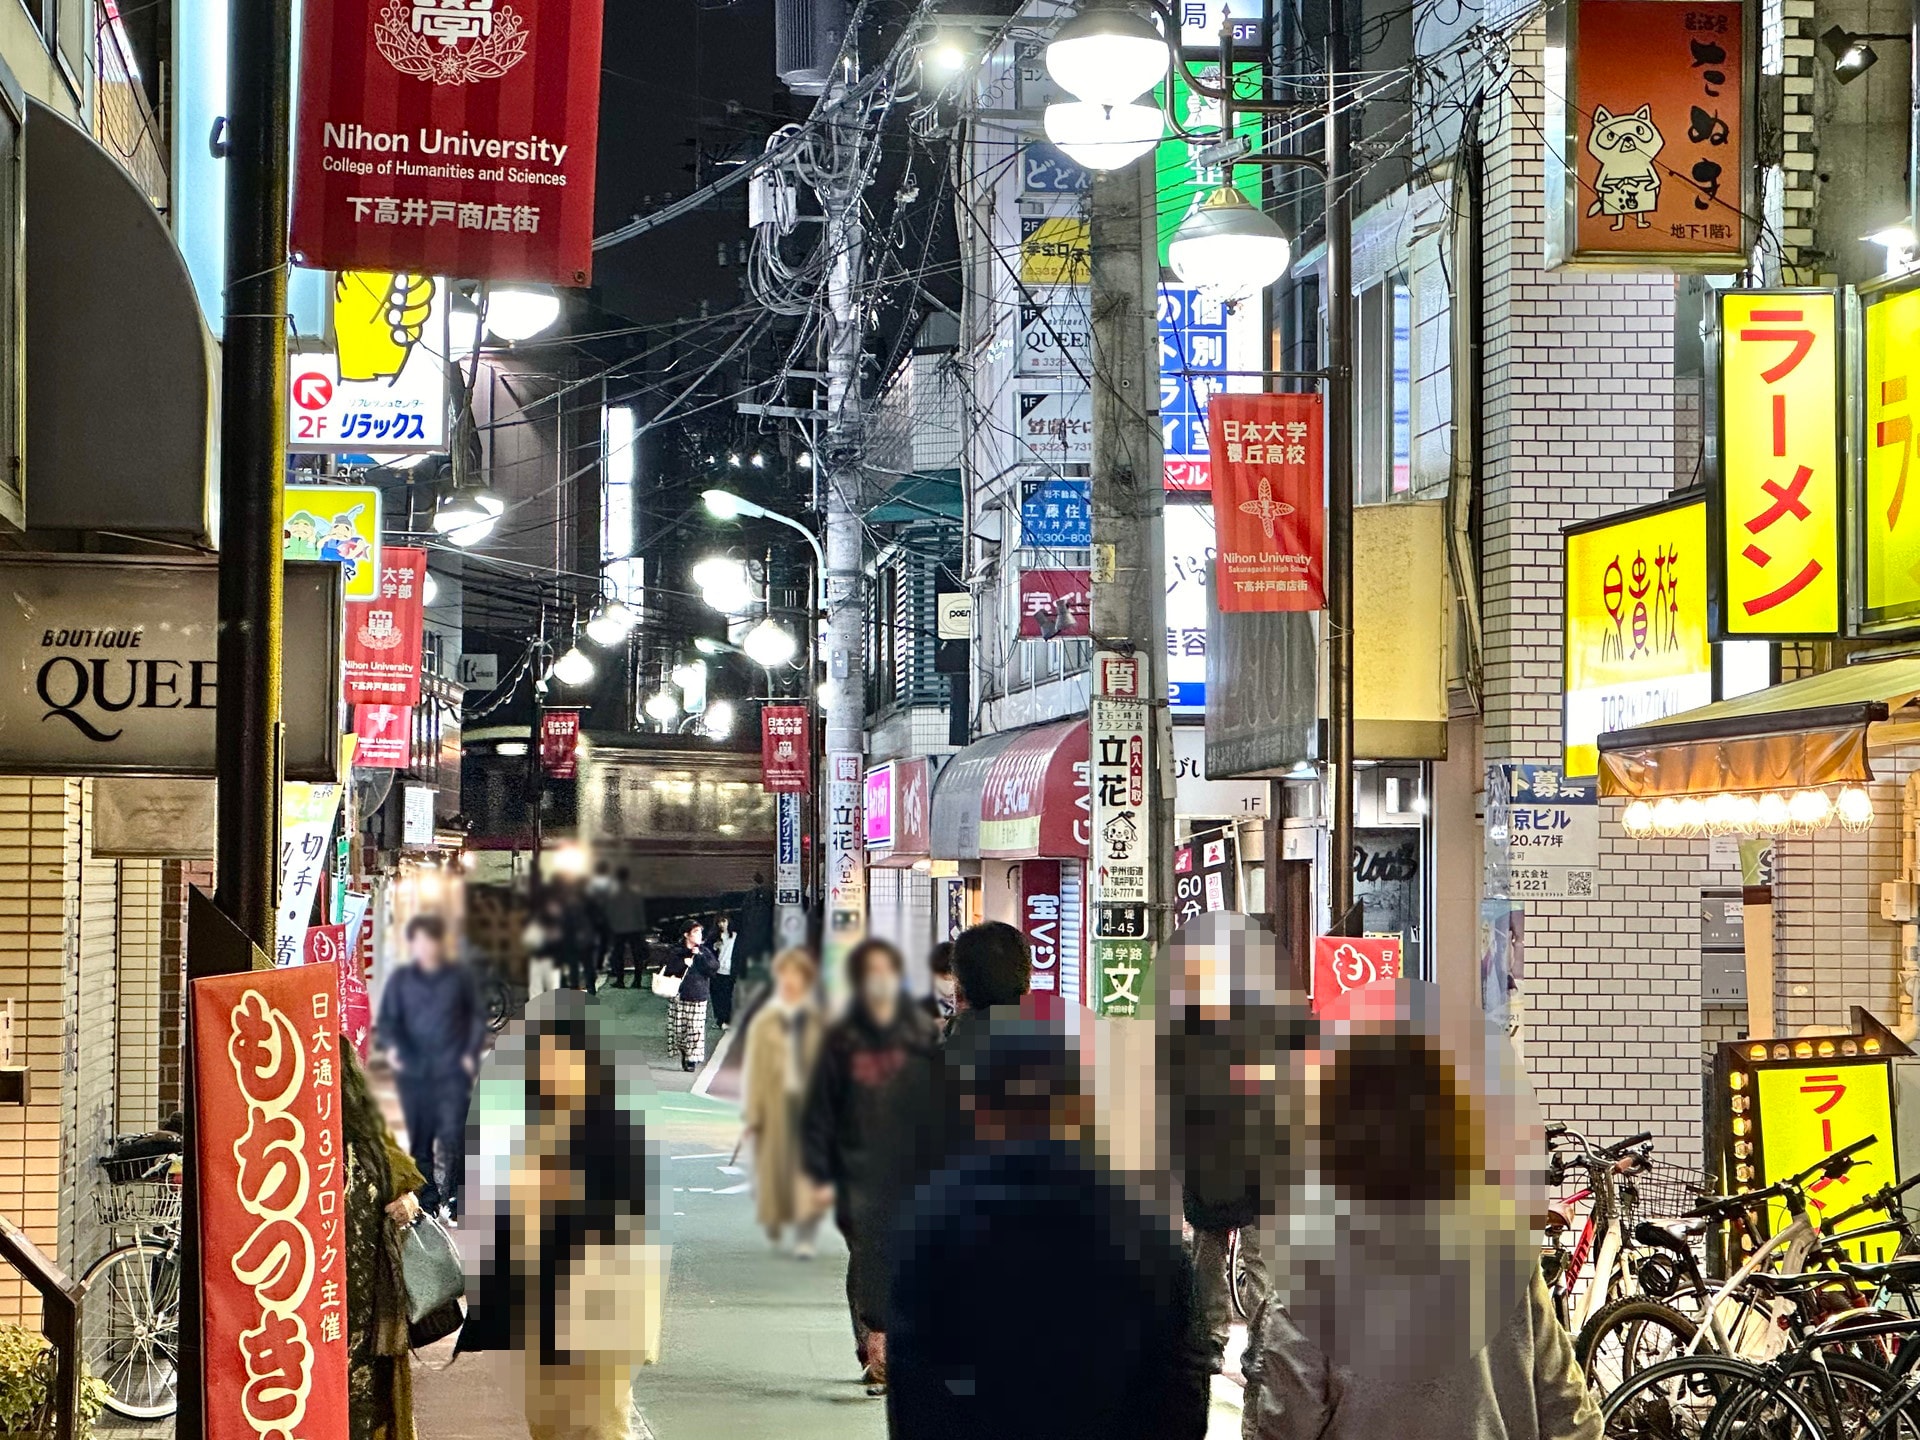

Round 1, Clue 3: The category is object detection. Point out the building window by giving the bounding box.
[1355,276,1412,505]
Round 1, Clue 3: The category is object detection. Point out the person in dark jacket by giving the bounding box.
[664,918,719,1071]
[801,938,943,1395]
[921,941,958,1038]
[735,873,775,978]
[945,921,1031,1050]
[888,1020,1210,1440]
[377,913,486,1218]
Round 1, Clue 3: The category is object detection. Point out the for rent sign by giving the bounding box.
[191,963,350,1440]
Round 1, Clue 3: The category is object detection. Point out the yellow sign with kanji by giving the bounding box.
[1716,291,1842,637]
[1754,1060,1897,1260]
[1863,287,1920,629]
[1019,216,1091,286]
[1563,498,1713,777]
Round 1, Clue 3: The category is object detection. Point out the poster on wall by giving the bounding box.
[191,962,350,1440]
[1545,0,1752,270]
[1495,763,1600,900]
[1209,393,1325,611]
[290,0,606,285]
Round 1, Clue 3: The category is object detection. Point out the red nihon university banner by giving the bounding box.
[291,0,606,286]
[1208,392,1325,612]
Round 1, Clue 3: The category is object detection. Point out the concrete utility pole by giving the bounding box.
[1324,6,1358,932]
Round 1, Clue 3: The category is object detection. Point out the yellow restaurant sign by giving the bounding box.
[1753,1060,1896,1261]
[1862,285,1920,629]
[1563,497,1713,778]
[1018,216,1091,286]
[1713,290,1842,638]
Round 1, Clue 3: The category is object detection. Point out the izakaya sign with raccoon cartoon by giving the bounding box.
[1545,0,1752,270]
[291,0,606,286]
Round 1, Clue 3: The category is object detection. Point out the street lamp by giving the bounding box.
[644,688,679,724]
[1040,3,1168,171]
[742,616,799,669]
[1043,102,1165,171]
[1169,184,1294,298]
[702,698,737,740]
[692,555,754,615]
[585,598,635,646]
[551,644,595,687]
[1821,25,1907,81]
[485,284,561,342]
[702,488,828,579]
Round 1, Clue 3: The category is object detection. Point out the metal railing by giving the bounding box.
[0,1212,83,1440]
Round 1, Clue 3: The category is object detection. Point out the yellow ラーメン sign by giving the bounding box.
[1563,499,1713,778]
[1753,1061,1897,1262]
[1716,291,1842,637]
[1863,287,1920,627]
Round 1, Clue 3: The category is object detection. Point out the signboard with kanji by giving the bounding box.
[1093,936,1151,1018]
[1158,285,1260,491]
[343,545,427,705]
[1091,697,1152,907]
[1497,764,1600,900]
[1021,859,1063,993]
[1016,389,1093,466]
[1018,216,1091,285]
[1018,569,1092,638]
[1562,496,1713,777]
[1020,476,1092,549]
[1152,61,1263,266]
[1210,392,1325,611]
[1173,830,1237,926]
[1545,0,1753,270]
[1310,936,1404,1020]
[1711,290,1843,638]
[1861,284,1920,631]
[760,705,810,792]
[1019,290,1091,379]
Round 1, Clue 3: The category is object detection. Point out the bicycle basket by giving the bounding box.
[1618,1160,1716,1224]
[93,1179,181,1230]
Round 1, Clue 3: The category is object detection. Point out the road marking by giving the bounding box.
[686,1183,752,1195]
[669,1152,733,1161]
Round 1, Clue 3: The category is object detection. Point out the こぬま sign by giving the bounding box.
[191,962,350,1440]
[343,546,427,706]
[1209,392,1324,611]
[1712,290,1843,638]
[1546,0,1751,270]
[290,0,605,286]
[761,706,811,792]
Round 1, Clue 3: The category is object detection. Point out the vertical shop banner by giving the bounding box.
[1021,860,1063,992]
[1018,569,1092,638]
[1210,393,1325,611]
[285,484,382,602]
[1311,936,1404,1020]
[539,709,581,779]
[1173,832,1239,926]
[352,704,412,768]
[304,925,372,1060]
[1091,698,1151,905]
[1497,764,1601,899]
[760,705,811,792]
[1562,497,1713,777]
[826,753,865,930]
[1547,0,1751,268]
[290,0,605,286]
[191,963,350,1440]
[343,545,427,705]
[1712,290,1843,637]
[774,792,805,908]
[278,783,344,968]
[1861,285,1920,629]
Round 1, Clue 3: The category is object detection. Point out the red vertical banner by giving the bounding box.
[1210,393,1325,612]
[1021,859,1063,992]
[343,546,427,706]
[289,0,605,286]
[191,963,350,1440]
[352,704,413,767]
[305,926,372,1061]
[761,705,812,792]
[540,709,581,779]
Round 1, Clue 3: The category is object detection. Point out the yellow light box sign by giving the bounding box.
[1862,285,1920,630]
[1563,497,1713,778]
[1713,290,1843,638]
[1753,1060,1895,1259]
[284,484,382,602]
[1018,216,1091,286]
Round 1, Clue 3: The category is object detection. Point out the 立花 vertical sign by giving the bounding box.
[1545,0,1752,271]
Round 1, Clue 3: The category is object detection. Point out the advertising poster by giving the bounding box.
[285,484,382,602]
[290,0,606,285]
[775,792,804,910]
[1173,830,1238,926]
[1861,286,1920,629]
[1021,859,1063,993]
[1713,290,1842,637]
[343,545,427,705]
[1479,900,1525,1040]
[539,708,581,780]
[1498,763,1601,900]
[289,273,449,454]
[1209,393,1325,611]
[760,705,811,792]
[190,962,350,1440]
[1018,569,1092,638]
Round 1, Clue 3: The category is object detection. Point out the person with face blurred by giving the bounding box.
[800,938,943,1395]
[663,918,719,1072]
[743,947,827,1255]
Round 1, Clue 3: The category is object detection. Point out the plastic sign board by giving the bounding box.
[1861,284,1920,630]
[1159,284,1262,491]
[1166,502,1214,711]
[1018,216,1090,285]
[1210,393,1325,611]
[1545,0,1753,270]
[864,764,895,849]
[1021,859,1063,993]
[1091,698,1152,905]
[290,0,605,286]
[1016,389,1093,466]
[1498,764,1600,900]
[1311,936,1404,1020]
[191,962,350,1440]
[289,273,450,453]
[344,545,427,705]
[1562,496,1713,777]
[1020,476,1092,549]
[1018,290,1090,378]
[1712,290,1843,637]
[285,484,382,601]
[1018,569,1092,638]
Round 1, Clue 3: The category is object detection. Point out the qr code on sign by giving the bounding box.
[1567,870,1594,897]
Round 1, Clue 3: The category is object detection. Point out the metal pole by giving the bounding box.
[1324,4,1358,932]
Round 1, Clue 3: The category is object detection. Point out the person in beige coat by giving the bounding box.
[743,947,827,1256]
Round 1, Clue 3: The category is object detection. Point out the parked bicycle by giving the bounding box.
[77,1130,182,1419]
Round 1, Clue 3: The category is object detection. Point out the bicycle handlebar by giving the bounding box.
[1687,1134,1879,1218]
[1821,1167,1920,1232]
[1599,1130,1654,1160]
[1785,1134,1875,1188]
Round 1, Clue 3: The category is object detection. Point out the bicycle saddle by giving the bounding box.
[1836,1257,1920,1288]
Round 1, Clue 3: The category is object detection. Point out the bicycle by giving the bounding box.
[78,1130,183,1419]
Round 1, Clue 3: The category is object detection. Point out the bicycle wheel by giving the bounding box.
[80,1240,179,1418]
[1779,1354,1920,1440]
[482,975,513,1033]
[1577,1296,1698,1396]
[1600,1354,1824,1440]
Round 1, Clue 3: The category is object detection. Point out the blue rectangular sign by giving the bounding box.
[1020,476,1092,549]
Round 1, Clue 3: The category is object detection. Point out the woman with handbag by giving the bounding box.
[458,991,656,1440]
[662,918,719,1072]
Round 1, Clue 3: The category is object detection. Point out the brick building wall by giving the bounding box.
[1479,28,1703,1151]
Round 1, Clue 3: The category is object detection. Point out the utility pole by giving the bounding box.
[1324,4,1358,932]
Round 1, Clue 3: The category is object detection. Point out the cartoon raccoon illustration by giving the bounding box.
[1586,103,1664,229]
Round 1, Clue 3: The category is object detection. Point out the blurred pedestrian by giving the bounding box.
[801,939,943,1395]
[377,913,485,1218]
[887,1022,1209,1440]
[947,921,1031,1048]
[458,994,656,1440]
[603,867,647,989]
[710,914,740,1029]
[743,947,826,1255]
[921,941,958,1038]
[737,872,775,976]
[558,883,601,995]
[1244,1009,1596,1440]
[664,918,719,1072]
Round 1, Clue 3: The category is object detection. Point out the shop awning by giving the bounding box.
[1595,657,1920,799]
[930,718,1089,860]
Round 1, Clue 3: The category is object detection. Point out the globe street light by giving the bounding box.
[1169,184,1295,298]
[1044,4,1169,106]
[742,616,799,669]
[485,284,562,342]
[585,599,635,646]
[643,689,679,725]
[1043,101,1165,171]
[551,644,595,687]
[702,699,737,740]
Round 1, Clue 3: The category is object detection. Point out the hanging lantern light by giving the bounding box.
[1674,797,1708,837]
[1704,792,1742,835]
[1621,799,1657,839]
[1788,788,1834,834]
[1836,785,1875,832]
[1755,792,1791,834]
[1650,797,1686,836]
